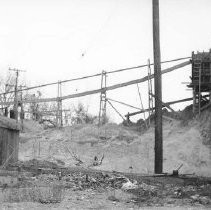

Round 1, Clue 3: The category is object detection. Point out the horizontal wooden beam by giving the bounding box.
[107,98,142,110]
[1,61,191,106]
[0,57,191,97]
[150,93,175,113]
[126,94,210,117]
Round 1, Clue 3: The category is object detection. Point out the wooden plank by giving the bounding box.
[107,98,142,110]
[201,102,211,111]
[0,57,191,97]
[126,94,210,117]
[150,93,175,113]
[107,100,125,121]
[1,61,191,105]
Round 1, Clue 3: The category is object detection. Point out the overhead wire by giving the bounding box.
[80,0,119,58]
[136,83,147,123]
[0,56,191,96]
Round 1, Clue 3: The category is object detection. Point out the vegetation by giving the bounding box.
[0,73,16,114]
[71,102,97,125]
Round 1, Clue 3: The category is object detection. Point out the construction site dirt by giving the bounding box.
[0,106,210,209]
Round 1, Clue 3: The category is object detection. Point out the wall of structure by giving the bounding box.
[191,51,211,92]
[0,127,19,166]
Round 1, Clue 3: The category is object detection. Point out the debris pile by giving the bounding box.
[1,159,211,207]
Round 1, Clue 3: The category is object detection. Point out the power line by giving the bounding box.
[0,56,191,96]
[81,0,119,58]
[107,56,191,75]
[1,61,190,105]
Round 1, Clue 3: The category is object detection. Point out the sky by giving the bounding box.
[0,0,210,122]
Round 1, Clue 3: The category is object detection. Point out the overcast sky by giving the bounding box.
[0,0,210,122]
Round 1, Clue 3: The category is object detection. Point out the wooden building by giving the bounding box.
[188,51,211,114]
[0,116,20,167]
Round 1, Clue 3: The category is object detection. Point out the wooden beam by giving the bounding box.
[153,0,163,174]
[201,102,211,111]
[107,100,125,121]
[0,57,191,97]
[0,61,191,106]
[150,93,175,113]
[125,94,210,117]
[107,98,142,110]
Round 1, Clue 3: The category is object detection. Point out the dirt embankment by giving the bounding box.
[19,106,211,177]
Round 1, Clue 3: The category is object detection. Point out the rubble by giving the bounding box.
[1,161,210,207]
[121,179,138,190]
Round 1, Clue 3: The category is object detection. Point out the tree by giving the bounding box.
[71,102,97,125]
[0,73,16,116]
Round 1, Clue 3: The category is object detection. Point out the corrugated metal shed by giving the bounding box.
[0,116,21,167]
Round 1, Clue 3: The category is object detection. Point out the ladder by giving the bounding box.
[57,81,63,127]
[193,59,202,115]
[147,59,154,125]
[98,71,107,125]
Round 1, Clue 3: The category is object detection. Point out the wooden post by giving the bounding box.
[14,71,19,121]
[103,71,107,124]
[98,71,107,125]
[153,0,163,174]
[9,68,25,121]
[98,72,104,126]
[20,85,24,130]
[198,62,201,115]
[210,91,211,102]
[59,82,63,127]
[56,81,59,126]
[57,81,63,127]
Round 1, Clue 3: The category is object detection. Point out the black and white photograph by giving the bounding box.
[0,0,210,209]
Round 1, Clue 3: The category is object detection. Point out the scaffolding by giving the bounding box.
[188,51,211,115]
[98,71,107,125]
[57,81,63,127]
[147,59,154,125]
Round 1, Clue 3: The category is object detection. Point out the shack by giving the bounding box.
[0,116,20,167]
[188,51,211,113]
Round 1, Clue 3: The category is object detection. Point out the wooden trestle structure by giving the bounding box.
[2,56,209,125]
[0,61,191,106]
[188,51,211,115]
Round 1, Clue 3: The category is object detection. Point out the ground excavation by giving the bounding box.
[0,106,210,209]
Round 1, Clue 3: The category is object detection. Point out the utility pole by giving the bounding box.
[57,81,63,127]
[152,0,163,174]
[9,68,26,122]
[19,85,26,130]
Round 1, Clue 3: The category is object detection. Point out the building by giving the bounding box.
[188,51,211,114]
[0,116,20,167]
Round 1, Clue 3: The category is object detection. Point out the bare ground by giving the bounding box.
[1,109,210,209]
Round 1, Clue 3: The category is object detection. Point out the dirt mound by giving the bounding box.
[22,119,44,133]
[178,105,211,145]
[19,106,211,177]
[198,109,211,146]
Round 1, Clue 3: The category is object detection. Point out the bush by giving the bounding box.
[71,103,97,125]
